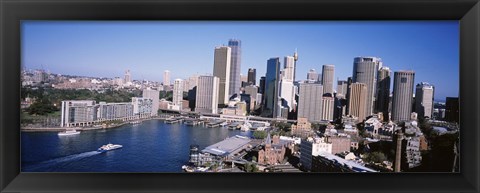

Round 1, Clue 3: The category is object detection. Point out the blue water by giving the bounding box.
[21,120,251,172]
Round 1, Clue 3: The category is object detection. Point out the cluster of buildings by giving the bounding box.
[23,38,460,173]
[60,89,159,127]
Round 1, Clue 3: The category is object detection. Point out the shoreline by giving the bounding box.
[21,117,168,132]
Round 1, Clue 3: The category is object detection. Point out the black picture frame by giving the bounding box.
[1,0,479,192]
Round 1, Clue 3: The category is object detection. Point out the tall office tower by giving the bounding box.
[188,75,199,90]
[213,46,232,105]
[391,71,415,122]
[163,70,171,85]
[259,76,266,94]
[247,68,256,85]
[376,66,391,118]
[345,77,353,114]
[173,79,184,109]
[337,80,348,97]
[279,79,295,113]
[195,76,220,114]
[244,85,258,109]
[182,79,190,92]
[415,82,434,119]
[297,83,324,122]
[228,39,242,96]
[264,58,281,117]
[445,97,459,123]
[293,50,298,81]
[321,96,334,121]
[307,69,319,82]
[124,70,132,83]
[321,64,335,96]
[283,56,295,81]
[348,82,367,121]
[352,57,382,117]
[142,88,160,116]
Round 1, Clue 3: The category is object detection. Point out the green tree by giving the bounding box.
[252,131,267,139]
[363,152,387,163]
[27,97,57,115]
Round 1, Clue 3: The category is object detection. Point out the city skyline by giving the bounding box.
[22,21,459,100]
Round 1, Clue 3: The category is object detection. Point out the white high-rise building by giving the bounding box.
[173,79,184,110]
[307,69,319,82]
[195,76,220,114]
[298,83,324,122]
[142,88,160,116]
[415,82,434,119]
[131,97,153,117]
[188,75,199,90]
[283,56,295,81]
[163,70,171,85]
[279,80,296,113]
[213,46,231,105]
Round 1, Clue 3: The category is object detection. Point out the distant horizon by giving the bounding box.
[22,21,459,100]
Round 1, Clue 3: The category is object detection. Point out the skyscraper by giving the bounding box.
[298,83,324,122]
[391,71,415,122]
[307,69,319,82]
[352,57,382,117]
[348,82,367,121]
[247,68,256,85]
[415,82,434,119]
[264,58,281,117]
[142,88,160,116]
[376,66,391,118]
[195,76,219,114]
[124,70,131,83]
[321,96,334,121]
[321,65,335,96]
[445,97,459,123]
[173,79,184,110]
[163,70,170,85]
[283,56,295,81]
[188,75,199,90]
[228,39,241,96]
[213,46,231,105]
[336,80,348,97]
[293,50,298,81]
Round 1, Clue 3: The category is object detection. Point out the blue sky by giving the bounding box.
[22,21,459,100]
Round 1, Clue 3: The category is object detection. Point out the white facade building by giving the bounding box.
[142,88,160,116]
[173,79,184,110]
[195,76,220,114]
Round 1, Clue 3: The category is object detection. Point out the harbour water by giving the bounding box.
[21,119,251,172]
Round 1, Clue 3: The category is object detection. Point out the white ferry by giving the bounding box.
[97,143,123,152]
[58,129,80,136]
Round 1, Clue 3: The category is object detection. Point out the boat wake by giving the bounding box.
[23,151,102,172]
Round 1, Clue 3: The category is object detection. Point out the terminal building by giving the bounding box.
[201,135,252,158]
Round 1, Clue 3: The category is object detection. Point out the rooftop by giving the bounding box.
[318,152,377,172]
[202,135,252,157]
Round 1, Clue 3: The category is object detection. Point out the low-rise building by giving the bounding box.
[311,152,377,172]
[291,118,315,138]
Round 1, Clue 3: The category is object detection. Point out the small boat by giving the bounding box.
[58,129,80,136]
[97,143,123,152]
